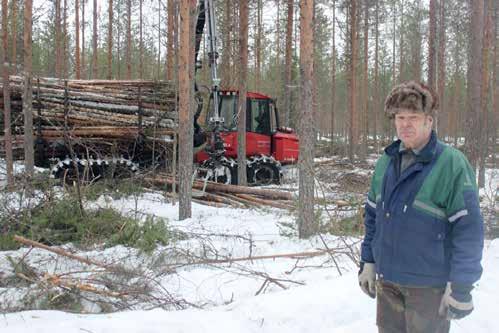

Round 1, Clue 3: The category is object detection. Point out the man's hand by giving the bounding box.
[358,262,376,298]
[439,283,474,320]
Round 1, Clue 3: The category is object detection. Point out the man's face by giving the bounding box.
[394,110,433,150]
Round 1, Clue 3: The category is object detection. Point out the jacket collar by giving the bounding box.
[385,130,438,163]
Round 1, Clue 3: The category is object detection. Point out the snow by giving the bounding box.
[0,160,497,332]
[1,241,498,332]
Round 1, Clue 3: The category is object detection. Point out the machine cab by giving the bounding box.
[211,90,278,137]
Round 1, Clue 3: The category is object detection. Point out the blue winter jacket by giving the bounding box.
[360,131,484,287]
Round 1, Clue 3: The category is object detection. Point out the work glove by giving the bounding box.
[439,282,474,320]
[358,262,376,298]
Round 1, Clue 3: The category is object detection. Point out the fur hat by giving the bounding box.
[384,81,438,119]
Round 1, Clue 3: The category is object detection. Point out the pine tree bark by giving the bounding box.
[391,2,396,88]
[55,0,62,78]
[399,0,404,82]
[92,0,98,79]
[82,0,86,78]
[178,0,196,220]
[412,3,422,82]
[23,0,34,177]
[373,0,379,149]
[330,0,336,150]
[492,0,498,167]
[275,0,281,100]
[220,0,232,87]
[139,0,143,79]
[428,0,437,89]
[2,0,14,188]
[10,0,17,72]
[237,0,249,186]
[360,0,369,160]
[126,0,131,79]
[166,0,175,81]
[108,0,113,80]
[437,0,446,135]
[255,0,262,90]
[478,0,493,187]
[75,0,81,79]
[284,0,294,127]
[348,0,359,162]
[157,0,161,79]
[298,0,315,239]
[63,0,68,78]
[466,0,484,170]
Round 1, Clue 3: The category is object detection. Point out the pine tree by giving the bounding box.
[75,0,81,79]
[178,0,196,220]
[23,0,34,177]
[2,0,14,188]
[298,0,315,238]
[237,0,249,186]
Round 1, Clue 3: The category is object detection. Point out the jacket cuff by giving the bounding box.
[451,283,473,302]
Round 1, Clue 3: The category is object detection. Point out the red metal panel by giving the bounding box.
[272,131,299,164]
[194,131,272,162]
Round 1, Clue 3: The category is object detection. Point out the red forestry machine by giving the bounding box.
[3,0,298,186]
[193,0,299,185]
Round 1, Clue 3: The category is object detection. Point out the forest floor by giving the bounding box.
[0,153,497,333]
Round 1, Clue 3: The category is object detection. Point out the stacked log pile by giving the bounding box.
[0,76,178,139]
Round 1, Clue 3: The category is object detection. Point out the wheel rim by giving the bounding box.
[253,164,275,185]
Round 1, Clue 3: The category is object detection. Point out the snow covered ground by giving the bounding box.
[0,158,497,332]
[0,197,498,332]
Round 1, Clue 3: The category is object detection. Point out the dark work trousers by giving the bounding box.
[376,280,450,333]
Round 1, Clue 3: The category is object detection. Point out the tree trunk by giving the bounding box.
[399,0,404,82]
[275,0,281,100]
[75,0,81,79]
[2,0,13,188]
[392,2,396,88]
[348,0,359,162]
[255,0,262,90]
[428,0,437,89]
[284,0,293,127]
[178,0,196,220]
[166,0,175,81]
[478,0,493,187]
[63,0,68,78]
[220,0,232,87]
[466,0,484,170]
[157,0,161,79]
[437,0,446,136]
[10,0,17,72]
[412,3,422,82]
[139,0,143,79]
[298,0,315,239]
[92,0,98,79]
[330,0,336,151]
[55,0,62,78]
[23,0,34,177]
[126,0,131,79]
[237,0,249,186]
[492,0,498,168]
[373,0,379,150]
[360,0,369,160]
[116,1,122,79]
[82,0,85,78]
[107,0,113,80]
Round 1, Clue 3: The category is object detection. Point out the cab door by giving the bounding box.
[246,98,272,156]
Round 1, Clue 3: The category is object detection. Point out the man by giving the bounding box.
[358,81,484,333]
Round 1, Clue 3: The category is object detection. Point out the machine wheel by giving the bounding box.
[199,157,238,185]
[51,157,139,183]
[247,156,281,186]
